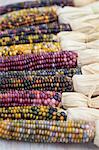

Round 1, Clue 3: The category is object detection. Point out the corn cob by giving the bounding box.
[1,0,96,15]
[0,23,72,38]
[0,42,61,56]
[0,34,57,46]
[0,67,81,78]
[0,51,78,71]
[0,0,74,15]
[0,120,95,143]
[0,106,67,120]
[0,7,57,30]
[0,90,61,107]
[0,75,73,92]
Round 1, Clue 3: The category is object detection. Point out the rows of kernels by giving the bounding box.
[0,75,73,92]
[1,6,56,20]
[0,23,72,38]
[0,7,57,30]
[0,51,78,71]
[0,34,57,46]
[0,42,61,56]
[0,120,95,143]
[0,67,81,78]
[0,0,74,15]
[0,106,67,120]
[0,0,93,145]
[0,90,61,107]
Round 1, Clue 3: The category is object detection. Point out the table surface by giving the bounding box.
[0,0,98,149]
[0,139,99,150]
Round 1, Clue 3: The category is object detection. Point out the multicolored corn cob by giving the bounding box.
[0,0,74,15]
[0,120,95,143]
[0,90,62,107]
[0,51,78,71]
[0,75,73,92]
[0,67,81,78]
[0,34,57,46]
[0,23,72,38]
[0,42,61,56]
[0,7,57,30]
[0,106,67,120]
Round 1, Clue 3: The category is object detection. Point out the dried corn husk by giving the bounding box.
[73,74,99,96]
[74,0,97,7]
[58,31,99,44]
[83,1,99,13]
[67,107,99,121]
[62,92,88,108]
[57,31,87,42]
[60,40,86,51]
[71,22,99,34]
[62,91,99,109]
[57,2,99,20]
[78,49,99,66]
[87,40,99,49]
[88,96,99,109]
[73,14,99,24]
[60,40,99,52]
[82,63,99,75]
[87,33,99,42]
[57,3,99,34]
[57,6,92,20]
